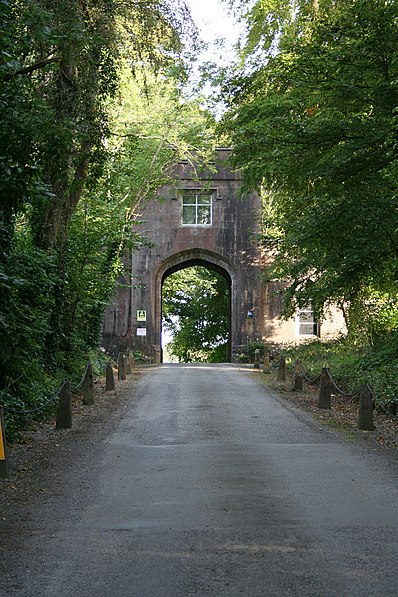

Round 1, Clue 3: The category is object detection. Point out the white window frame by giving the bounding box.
[296,305,318,337]
[181,192,213,227]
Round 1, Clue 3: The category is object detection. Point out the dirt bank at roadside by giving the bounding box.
[258,369,398,454]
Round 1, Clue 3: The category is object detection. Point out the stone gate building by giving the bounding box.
[102,149,344,361]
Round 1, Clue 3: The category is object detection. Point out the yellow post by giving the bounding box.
[0,406,8,478]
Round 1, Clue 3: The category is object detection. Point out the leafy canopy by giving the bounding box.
[221,0,398,340]
[0,0,216,433]
[162,266,230,362]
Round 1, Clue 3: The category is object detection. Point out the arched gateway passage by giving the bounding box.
[102,149,346,358]
[158,253,233,362]
[103,149,274,361]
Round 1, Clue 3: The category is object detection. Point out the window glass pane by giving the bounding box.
[197,205,211,225]
[300,323,315,335]
[182,195,196,205]
[299,311,313,322]
[182,205,196,225]
[181,192,212,226]
[298,304,317,336]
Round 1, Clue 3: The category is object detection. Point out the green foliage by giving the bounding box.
[235,341,269,363]
[0,233,61,438]
[109,67,218,211]
[0,0,209,436]
[348,288,398,347]
[221,0,398,334]
[162,266,230,362]
[283,335,398,413]
[0,235,57,387]
[61,166,147,373]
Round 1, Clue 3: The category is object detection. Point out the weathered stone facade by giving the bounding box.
[102,149,345,361]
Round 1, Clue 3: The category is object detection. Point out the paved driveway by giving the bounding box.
[1,364,397,596]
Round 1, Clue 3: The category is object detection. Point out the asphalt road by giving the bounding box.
[1,364,398,596]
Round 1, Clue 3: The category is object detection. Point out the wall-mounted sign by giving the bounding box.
[137,310,147,322]
[137,328,147,336]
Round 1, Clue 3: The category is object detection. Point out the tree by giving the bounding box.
[221,0,398,339]
[109,66,218,215]
[162,267,230,362]
[0,0,206,425]
[1,0,196,254]
[63,70,217,365]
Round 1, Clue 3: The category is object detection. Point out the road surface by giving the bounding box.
[1,364,398,596]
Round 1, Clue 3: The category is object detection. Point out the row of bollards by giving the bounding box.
[1,352,135,478]
[255,353,375,432]
[56,352,133,430]
[316,367,374,431]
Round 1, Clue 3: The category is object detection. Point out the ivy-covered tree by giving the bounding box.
[221,0,398,341]
[0,0,208,427]
[162,267,230,362]
[0,0,194,264]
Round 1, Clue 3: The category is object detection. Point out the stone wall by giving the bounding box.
[102,149,264,360]
[102,149,346,361]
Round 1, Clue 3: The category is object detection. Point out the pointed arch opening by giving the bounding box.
[155,252,235,363]
[161,261,231,363]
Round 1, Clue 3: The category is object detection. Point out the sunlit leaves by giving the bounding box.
[162,266,230,362]
[0,0,202,420]
[221,0,398,335]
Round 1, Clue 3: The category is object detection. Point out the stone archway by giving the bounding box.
[102,149,266,360]
[102,149,346,359]
[154,249,235,362]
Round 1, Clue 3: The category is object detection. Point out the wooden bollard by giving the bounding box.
[263,350,271,374]
[56,381,72,430]
[358,384,375,431]
[83,363,95,405]
[0,406,8,478]
[105,362,115,391]
[125,354,131,376]
[254,349,260,369]
[117,352,126,381]
[277,355,286,381]
[292,360,303,392]
[318,367,331,409]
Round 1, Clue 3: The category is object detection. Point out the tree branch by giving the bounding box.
[3,54,60,81]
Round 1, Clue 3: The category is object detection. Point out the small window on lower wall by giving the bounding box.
[296,306,318,337]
